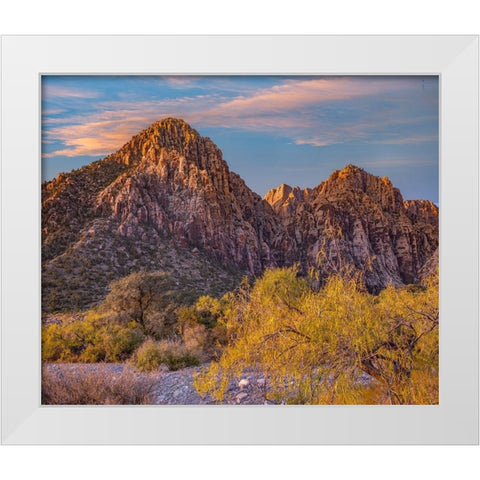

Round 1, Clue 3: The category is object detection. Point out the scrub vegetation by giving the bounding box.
[42,265,438,405]
[194,266,439,405]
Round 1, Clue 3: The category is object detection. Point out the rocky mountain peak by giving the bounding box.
[263,164,438,290]
[104,117,222,172]
[264,183,293,208]
[88,118,282,279]
[264,184,312,219]
[42,121,439,312]
[320,164,388,191]
[140,117,210,155]
[316,164,404,212]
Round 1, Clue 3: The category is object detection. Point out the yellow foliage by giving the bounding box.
[194,267,439,405]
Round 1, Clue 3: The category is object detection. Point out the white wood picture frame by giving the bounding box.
[1,35,478,444]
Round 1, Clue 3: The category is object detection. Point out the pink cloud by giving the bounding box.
[199,77,421,118]
[43,77,437,159]
[43,118,154,158]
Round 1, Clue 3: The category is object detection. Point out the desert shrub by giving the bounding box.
[182,322,208,356]
[42,323,68,361]
[130,339,164,372]
[41,364,156,405]
[131,339,200,372]
[42,271,234,366]
[79,324,145,363]
[191,296,223,327]
[176,294,232,358]
[42,313,145,363]
[194,266,439,405]
[98,322,145,361]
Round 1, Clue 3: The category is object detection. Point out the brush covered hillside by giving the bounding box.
[42,118,277,313]
[42,118,439,405]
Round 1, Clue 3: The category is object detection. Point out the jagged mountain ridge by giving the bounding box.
[264,164,438,291]
[42,118,438,312]
[42,119,280,312]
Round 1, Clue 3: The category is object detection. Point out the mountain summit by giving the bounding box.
[42,118,438,312]
[94,117,278,273]
[265,164,438,290]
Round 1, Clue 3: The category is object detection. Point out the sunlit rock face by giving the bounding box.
[93,118,280,275]
[265,165,438,292]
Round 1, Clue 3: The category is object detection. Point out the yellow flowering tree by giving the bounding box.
[194,266,438,405]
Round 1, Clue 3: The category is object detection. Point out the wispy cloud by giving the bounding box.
[295,137,338,147]
[368,134,438,145]
[42,76,439,159]
[295,132,438,148]
[160,76,199,88]
[204,77,384,113]
[42,107,66,116]
[361,157,437,168]
[43,118,153,158]
[42,85,101,99]
[42,94,221,157]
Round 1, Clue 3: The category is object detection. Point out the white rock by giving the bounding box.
[236,392,248,403]
[238,378,249,389]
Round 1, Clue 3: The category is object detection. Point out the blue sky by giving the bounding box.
[42,75,439,202]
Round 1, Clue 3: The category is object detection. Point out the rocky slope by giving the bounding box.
[264,165,439,292]
[42,118,438,312]
[42,119,279,312]
[94,119,281,274]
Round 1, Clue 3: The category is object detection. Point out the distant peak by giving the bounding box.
[264,183,313,213]
[265,183,292,196]
[334,164,367,177]
[148,117,201,137]
[328,164,372,182]
[105,117,220,169]
[153,117,193,128]
[278,183,293,193]
[264,184,292,207]
[318,163,405,210]
[342,164,364,172]
[124,117,202,144]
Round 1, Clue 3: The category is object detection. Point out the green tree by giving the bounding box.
[101,271,186,339]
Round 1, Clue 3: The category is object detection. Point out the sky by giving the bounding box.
[42,75,439,202]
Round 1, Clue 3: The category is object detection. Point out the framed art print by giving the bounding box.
[1,35,478,444]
